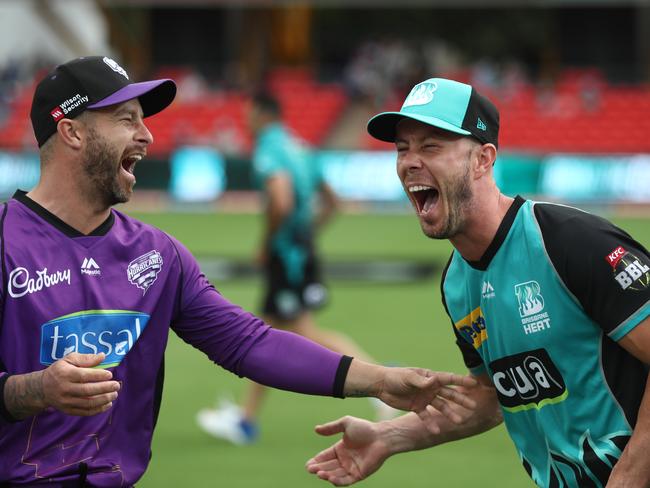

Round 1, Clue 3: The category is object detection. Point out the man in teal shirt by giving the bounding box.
[197,92,389,444]
[306,78,650,487]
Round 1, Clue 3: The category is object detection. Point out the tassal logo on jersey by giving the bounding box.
[489,348,567,412]
[454,307,487,349]
[605,246,650,291]
[8,266,71,298]
[40,310,150,368]
[81,257,101,276]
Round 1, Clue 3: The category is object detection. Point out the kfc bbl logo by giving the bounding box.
[605,246,650,291]
[127,250,163,294]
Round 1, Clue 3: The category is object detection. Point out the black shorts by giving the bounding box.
[261,242,328,321]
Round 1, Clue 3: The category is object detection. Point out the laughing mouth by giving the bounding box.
[121,154,143,175]
[408,185,439,213]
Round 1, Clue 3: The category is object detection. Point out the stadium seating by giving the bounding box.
[364,69,650,154]
[1,67,649,155]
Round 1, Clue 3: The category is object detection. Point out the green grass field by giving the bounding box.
[128,210,650,488]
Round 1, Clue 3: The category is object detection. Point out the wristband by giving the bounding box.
[333,355,353,398]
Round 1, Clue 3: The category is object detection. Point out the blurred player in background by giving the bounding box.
[306,78,650,487]
[0,60,479,487]
[196,92,396,445]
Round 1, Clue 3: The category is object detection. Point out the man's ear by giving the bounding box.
[474,143,497,178]
[55,118,84,150]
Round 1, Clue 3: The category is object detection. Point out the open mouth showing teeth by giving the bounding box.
[121,154,142,175]
[409,185,439,213]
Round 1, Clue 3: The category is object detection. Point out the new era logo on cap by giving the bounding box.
[367,77,499,148]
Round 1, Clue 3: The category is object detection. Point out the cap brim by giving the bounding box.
[87,79,176,117]
[367,112,471,142]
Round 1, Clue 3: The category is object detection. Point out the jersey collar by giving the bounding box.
[463,195,526,270]
[12,190,115,238]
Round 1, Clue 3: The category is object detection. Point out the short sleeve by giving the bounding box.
[253,139,284,184]
[534,203,650,341]
[441,255,485,373]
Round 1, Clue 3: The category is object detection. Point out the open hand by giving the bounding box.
[306,416,388,486]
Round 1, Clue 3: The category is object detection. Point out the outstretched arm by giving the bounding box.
[306,373,501,486]
[343,359,478,417]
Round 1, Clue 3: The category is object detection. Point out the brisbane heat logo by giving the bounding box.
[605,246,650,291]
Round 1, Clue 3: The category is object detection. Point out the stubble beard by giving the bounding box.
[422,159,473,240]
[82,126,131,207]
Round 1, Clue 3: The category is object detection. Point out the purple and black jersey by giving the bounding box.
[0,191,350,487]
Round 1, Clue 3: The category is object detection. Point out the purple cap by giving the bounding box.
[31,56,177,146]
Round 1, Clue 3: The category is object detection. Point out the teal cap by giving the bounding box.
[367,78,499,147]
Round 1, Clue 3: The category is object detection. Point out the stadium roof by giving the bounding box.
[101,0,650,7]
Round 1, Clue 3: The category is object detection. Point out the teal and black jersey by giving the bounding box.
[252,122,328,319]
[442,196,650,488]
[253,122,324,252]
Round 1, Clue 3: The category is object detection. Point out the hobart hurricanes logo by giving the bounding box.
[40,310,150,368]
[454,306,487,349]
[490,349,567,412]
[103,56,129,79]
[127,250,163,294]
[605,246,650,291]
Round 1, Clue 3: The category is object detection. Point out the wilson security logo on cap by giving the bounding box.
[403,81,438,108]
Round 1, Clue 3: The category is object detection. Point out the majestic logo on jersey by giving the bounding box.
[490,349,567,412]
[40,310,150,368]
[103,56,129,79]
[402,81,438,108]
[81,257,101,276]
[454,306,487,349]
[7,266,71,299]
[605,246,650,291]
[127,250,163,294]
[481,281,495,299]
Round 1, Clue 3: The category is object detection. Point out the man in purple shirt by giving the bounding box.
[0,57,475,487]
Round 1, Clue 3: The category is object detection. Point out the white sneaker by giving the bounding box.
[370,397,401,421]
[196,399,259,445]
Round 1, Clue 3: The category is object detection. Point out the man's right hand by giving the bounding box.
[4,353,120,419]
[306,416,390,486]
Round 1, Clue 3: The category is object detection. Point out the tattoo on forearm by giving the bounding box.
[346,389,368,398]
[346,380,384,398]
[5,372,46,419]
